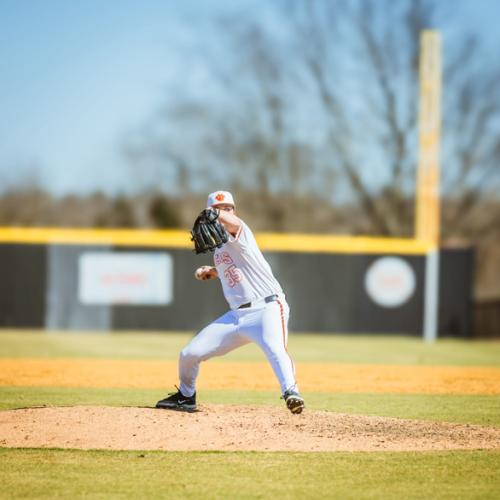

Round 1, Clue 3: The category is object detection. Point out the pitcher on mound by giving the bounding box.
[156,190,305,414]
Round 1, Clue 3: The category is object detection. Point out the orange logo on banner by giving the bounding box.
[215,193,225,201]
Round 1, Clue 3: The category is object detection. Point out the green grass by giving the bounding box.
[1,330,499,366]
[1,387,499,427]
[0,448,498,499]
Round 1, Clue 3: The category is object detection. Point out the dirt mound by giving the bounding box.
[1,405,499,452]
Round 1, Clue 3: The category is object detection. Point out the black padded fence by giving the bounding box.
[0,243,473,336]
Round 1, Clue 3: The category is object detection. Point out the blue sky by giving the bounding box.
[0,0,499,195]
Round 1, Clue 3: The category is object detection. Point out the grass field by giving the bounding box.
[1,449,499,499]
[0,330,499,499]
[1,330,499,365]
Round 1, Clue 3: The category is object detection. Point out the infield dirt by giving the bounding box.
[1,405,499,452]
[1,359,499,394]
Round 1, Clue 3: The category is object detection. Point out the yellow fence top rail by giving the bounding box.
[0,227,433,255]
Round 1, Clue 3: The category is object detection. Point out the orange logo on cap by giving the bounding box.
[215,193,225,201]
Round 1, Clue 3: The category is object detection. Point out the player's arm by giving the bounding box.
[216,209,241,237]
[194,265,218,281]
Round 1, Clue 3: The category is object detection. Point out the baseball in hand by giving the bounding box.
[195,266,215,281]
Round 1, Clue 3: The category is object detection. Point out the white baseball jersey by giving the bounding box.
[213,220,283,309]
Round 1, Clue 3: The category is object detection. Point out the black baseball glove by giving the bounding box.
[190,208,229,254]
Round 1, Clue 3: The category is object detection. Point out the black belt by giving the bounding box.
[238,294,279,309]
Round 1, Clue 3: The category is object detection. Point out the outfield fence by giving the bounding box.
[0,228,474,337]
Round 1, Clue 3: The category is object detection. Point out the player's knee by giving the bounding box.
[181,341,213,362]
[180,346,202,364]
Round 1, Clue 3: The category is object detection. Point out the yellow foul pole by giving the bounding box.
[415,31,442,246]
[416,31,442,342]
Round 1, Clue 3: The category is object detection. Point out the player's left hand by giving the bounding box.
[191,209,229,254]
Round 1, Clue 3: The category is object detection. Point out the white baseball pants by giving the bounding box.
[178,295,298,397]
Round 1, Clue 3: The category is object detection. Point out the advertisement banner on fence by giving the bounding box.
[78,252,173,305]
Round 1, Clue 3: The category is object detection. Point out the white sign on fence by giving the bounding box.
[78,252,173,306]
[364,257,416,308]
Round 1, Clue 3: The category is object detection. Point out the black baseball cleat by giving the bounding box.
[283,390,305,414]
[156,388,197,412]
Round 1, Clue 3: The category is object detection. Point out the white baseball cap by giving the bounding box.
[207,190,235,208]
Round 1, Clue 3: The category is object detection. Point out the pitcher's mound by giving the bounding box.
[1,405,499,452]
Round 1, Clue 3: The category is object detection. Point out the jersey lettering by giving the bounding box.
[215,251,233,266]
[223,264,243,288]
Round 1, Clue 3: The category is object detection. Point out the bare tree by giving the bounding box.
[289,0,500,238]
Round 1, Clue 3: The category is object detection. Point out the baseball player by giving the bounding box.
[156,190,305,414]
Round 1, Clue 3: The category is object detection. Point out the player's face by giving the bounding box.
[214,204,235,213]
